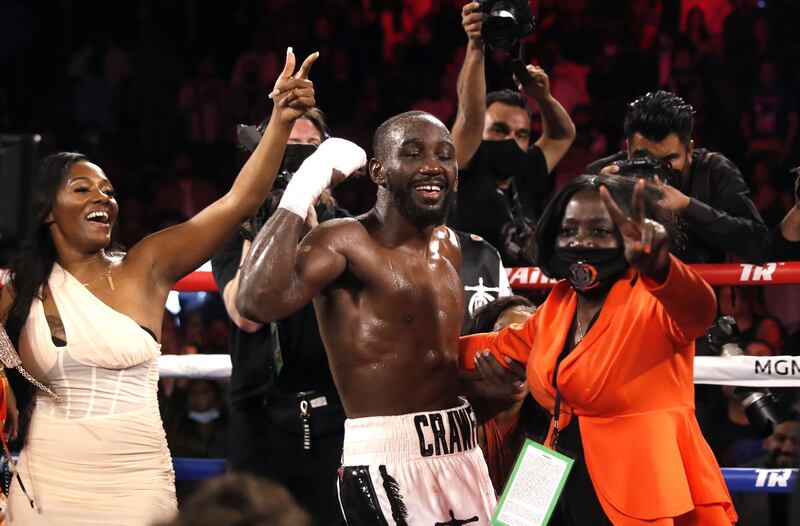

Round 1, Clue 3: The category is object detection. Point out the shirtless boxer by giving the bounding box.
[238,111,497,524]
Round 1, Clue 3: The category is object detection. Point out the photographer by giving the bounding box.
[211,107,349,524]
[770,167,800,261]
[451,1,576,266]
[588,90,770,264]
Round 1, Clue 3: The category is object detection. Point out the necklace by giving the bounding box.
[81,266,115,291]
[575,301,593,343]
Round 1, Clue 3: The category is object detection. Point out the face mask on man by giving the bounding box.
[549,247,629,296]
[188,409,221,424]
[482,139,527,181]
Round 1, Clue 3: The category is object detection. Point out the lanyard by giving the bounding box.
[549,306,601,450]
[549,356,566,450]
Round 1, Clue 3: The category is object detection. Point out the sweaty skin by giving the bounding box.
[238,115,465,418]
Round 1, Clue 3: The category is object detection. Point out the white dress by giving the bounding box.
[7,263,177,525]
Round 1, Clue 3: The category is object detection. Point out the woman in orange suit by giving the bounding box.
[461,175,737,525]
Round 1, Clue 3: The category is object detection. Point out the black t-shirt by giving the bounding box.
[456,230,511,325]
[210,204,349,405]
[771,228,800,262]
[450,142,549,264]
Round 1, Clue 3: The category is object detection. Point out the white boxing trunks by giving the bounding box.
[337,398,497,525]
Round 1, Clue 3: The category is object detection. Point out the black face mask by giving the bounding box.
[482,139,527,181]
[549,247,629,297]
[279,143,318,174]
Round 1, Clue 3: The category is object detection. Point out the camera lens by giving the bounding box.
[707,317,790,437]
[737,388,790,437]
[483,7,519,50]
[479,0,535,51]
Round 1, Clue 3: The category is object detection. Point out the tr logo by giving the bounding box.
[739,263,778,281]
[753,469,793,487]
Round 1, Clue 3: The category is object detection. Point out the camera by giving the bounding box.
[476,0,535,51]
[236,123,319,237]
[706,316,789,437]
[613,149,679,186]
[236,122,317,177]
[501,215,536,265]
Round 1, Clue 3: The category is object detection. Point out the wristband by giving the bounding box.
[278,138,366,220]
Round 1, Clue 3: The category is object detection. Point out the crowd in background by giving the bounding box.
[2,0,800,517]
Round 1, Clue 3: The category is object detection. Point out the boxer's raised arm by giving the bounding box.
[237,210,351,322]
[237,138,366,322]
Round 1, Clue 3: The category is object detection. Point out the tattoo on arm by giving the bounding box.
[45,315,66,342]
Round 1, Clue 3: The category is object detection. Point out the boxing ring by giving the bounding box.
[155,261,800,493]
[4,263,800,492]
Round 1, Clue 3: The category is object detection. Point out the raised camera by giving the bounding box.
[476,0,535,51]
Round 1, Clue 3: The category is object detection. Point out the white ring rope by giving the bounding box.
[158,354,800,386]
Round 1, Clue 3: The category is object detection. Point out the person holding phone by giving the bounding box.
[450,1,576,266]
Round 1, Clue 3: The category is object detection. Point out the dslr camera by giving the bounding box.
[236,122,318,237]
[476,0,536,51]
[613,149,679,186]
[236,122,317,185]
[706,316,789,437]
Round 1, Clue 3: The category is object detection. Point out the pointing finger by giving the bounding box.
[269,47,296,99]
[631,178,645,227]
[599,185,629,230]
[641,219,654,254]
[279,46,295,79]
[294,51,319,80]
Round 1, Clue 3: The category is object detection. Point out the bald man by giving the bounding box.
[238,111,496,524]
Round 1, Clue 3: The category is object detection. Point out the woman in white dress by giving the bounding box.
[0,48,318,526]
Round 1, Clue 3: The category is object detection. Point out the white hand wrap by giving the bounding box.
[278,138,367,219]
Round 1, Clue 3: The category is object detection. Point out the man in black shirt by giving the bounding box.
[211,108,348,524]
[587,90,770,264]
[451,2,576,266]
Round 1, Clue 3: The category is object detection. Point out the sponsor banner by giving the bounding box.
[505,262,800,289]
[695,356,800,387]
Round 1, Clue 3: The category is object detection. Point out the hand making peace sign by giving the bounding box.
[269,47,319,124]
[599,179,671,282]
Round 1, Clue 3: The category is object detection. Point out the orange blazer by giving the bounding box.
[461,256,737,524]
